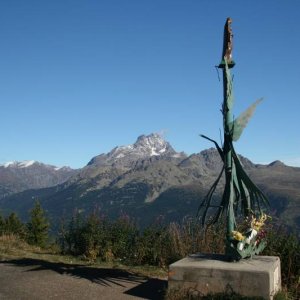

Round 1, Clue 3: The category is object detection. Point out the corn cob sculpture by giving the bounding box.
[198,18,269,261]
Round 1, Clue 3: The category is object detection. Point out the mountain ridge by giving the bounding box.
[0,133,299,234]
[0,160,78,198]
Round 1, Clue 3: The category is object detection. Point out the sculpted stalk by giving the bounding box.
[198,18,269,260]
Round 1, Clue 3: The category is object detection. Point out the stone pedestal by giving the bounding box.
[168,254,281,300]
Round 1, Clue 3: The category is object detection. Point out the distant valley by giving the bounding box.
[0,133,299,233]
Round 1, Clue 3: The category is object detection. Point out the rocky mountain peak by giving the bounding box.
[0,160,74,171]
[268,160,286,167]
[87,133,179,168]
[133,133,175,156]
[0,160,77,197]
[1,160,37,168]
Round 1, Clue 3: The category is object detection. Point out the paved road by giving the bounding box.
[0,258,167,300]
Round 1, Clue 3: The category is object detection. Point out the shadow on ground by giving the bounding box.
[0,258,167,300]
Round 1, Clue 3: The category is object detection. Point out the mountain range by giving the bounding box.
[0,161,77,198]
[0,133,299,233]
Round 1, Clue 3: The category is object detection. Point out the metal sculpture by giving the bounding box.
[198,18,269,261]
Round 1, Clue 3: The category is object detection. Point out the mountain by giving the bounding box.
[0,133,299,234]
[87,133,184,168]
[0,160,78,198]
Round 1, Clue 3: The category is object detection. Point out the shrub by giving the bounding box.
[135,223,170,267]
[263,223,299,298]
[109,214,139,263]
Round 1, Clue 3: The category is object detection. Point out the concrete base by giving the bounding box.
[168,254,281,300]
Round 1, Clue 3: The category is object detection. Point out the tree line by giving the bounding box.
[0,201,299,297]
[0,201,49,248]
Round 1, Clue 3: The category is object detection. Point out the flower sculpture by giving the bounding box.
[197,18,269,261]
[229,214,270,259]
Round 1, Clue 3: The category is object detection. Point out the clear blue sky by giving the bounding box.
[1,0,299,168]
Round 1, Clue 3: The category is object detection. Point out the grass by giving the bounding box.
[0,234,300,300]
[0,234,166,279]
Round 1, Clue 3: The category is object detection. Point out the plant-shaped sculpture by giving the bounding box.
[197,18,269,261]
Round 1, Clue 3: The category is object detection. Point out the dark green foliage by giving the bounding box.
[263,223,300,298]
[75,212,109,260]
[60,214,179,266]
[135,223,173,267]
[63,211,108,259]
[0,211,26,239]
[61,212,139,262]
[63,212,84,255]
[6,212,25,237]
[26,201,49,247]
[109,214,139,263]
[0,212,25,237]
[58,214,225,267]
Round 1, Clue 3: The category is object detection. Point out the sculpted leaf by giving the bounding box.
[230,98,263,141]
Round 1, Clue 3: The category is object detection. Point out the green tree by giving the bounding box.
[110,215,138,263]
[64,211,84,255]
[26,201,49,247]
[5,212,25,237]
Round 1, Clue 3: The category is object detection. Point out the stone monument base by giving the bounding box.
[168,254,281,300]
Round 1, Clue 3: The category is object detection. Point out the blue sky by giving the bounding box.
[0,1,299,168]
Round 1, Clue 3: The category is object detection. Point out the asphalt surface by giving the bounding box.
[0,258,167,300]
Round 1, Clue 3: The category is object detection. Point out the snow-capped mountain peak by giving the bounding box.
[0,160,77,196]
[111,133,175,159]
[2,161,17,168]
[0,160,74,172]
[19,160,36,168]
[87,133,182,167]
[2,160,37,168]
[134,133,168,156]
